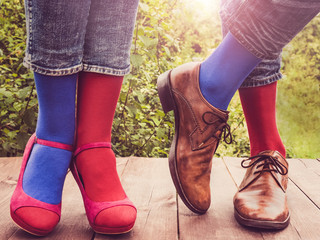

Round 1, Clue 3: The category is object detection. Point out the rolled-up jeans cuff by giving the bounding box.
[23,56,82,76]
[240,72,282,88]
[83,64,130,76]
[23,58,131,77]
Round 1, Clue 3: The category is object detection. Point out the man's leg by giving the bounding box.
[157,0,319,220]
[221,0,319,230]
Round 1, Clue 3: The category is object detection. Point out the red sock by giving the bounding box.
[76,72,125,202]
[239,82,286,157]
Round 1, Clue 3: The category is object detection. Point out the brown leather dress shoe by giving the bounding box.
[157,62,232,214]
[233,150,290,229]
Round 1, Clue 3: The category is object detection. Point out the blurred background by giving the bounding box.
[0,0,319,158]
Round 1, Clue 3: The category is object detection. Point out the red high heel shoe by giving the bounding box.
[10,134,73,236]
[71,142,137,234]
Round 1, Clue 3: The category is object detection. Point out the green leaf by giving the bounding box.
[23,108,36,128]
[17,132,30,150]
[163,46,171,57]
[130,54,143,68]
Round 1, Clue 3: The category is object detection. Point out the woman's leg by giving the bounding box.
[11,0,90,235]
[73,0,139,234]
[11,73,77,235]
[18,73,77,213]
[75,72,136,228]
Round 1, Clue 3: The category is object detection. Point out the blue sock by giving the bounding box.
[199,32,261,110]
[23,73,77,204]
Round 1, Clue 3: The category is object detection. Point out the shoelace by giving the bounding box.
[241,154,288,175]
[201,111,233,145]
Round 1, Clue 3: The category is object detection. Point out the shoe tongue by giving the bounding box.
[262,162,270,169]
[258,150,276,156]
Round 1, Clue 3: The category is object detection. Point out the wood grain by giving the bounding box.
[178,157,262,240]
[95,157,177,240]
[1,156,319,240]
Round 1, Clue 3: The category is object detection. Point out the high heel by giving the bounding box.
[157,70,175,113]
[10,134,73,236]
[71,142,137,234]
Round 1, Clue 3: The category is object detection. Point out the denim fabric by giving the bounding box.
[23,0,139,76]
[220,0,282,88]
[224,0,320,60]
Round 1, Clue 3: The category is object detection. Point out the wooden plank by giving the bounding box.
[0,185,18,240]
[288,158,320,208]
[1,156,320,240]
[178,157,262,240]
[292,158,320,174]
[223,157,320,240]
[0,157,22,240]
[0,157,22,182]
[95,157,178,240]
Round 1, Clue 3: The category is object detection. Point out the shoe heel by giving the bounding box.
[157,70,175,113]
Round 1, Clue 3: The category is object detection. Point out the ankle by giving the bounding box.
[23,144,72,204]
[75,148,126,202]
[251,145,286,158]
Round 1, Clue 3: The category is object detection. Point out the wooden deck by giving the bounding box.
[1,156,320,240]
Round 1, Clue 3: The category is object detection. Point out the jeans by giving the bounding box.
[224,0,320,60]
[23,0,139,76]
[220,0,281,88]
[221,0,319,88]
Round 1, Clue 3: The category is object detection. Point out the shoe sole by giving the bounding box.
[234,208,290,230]
[157,70,207,215]
[92,222,135,235]
[11,210,53,236]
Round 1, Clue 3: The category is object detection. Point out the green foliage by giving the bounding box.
[112,0,181,157]
[112,0,250,157]
[0,0,36,156]
[0,0,318,158]
[278,17,320,159]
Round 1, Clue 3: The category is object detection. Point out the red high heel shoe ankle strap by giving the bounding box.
[73,142,112,158]
[35,137,73,151]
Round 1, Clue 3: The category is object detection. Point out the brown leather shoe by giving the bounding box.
[157,62,231,214]
[233,150,290,229]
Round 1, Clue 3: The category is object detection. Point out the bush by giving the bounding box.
[112,0,250,157]
[0,0,36,156]
[278,16,320,159]
[1,0,318,158]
